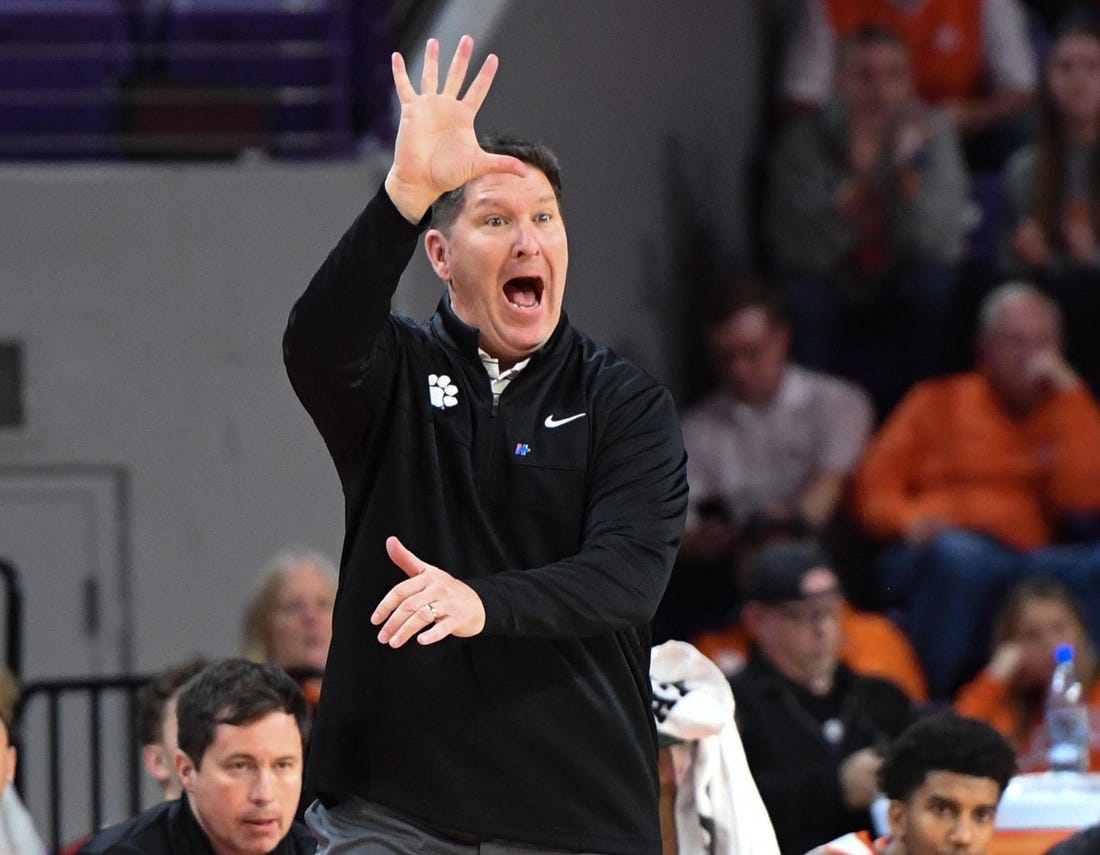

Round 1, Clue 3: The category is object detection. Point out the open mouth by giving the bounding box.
[503,276,544,309]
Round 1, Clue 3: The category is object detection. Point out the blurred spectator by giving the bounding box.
[767,24,969,417]
[137,656,210,800]
[1004,17,1100,397]
[808,712,1016,855]
[956,576,1100,771]
[241,548,336,708]
[781,0,1037,170]
[729,541,915,855]
[80,659,315,855]
[693,536,928,703]
[662,278,873,639]
[852,282,1100,698]
[0,669,45,855]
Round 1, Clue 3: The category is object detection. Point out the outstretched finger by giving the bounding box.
[391,51,416,103]
[461,52,500,113]
[370,574,424,625]
[442,34,474,98]
[380,605,434,647]
[386,535,428,580]
[417,616,453,646]
[420,37,440,94]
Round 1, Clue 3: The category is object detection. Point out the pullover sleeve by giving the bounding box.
[851,383,944,542]
[1044,386,1100,514]
[750,759,849,844]
[955,669,1014,733]
[765,114,859,275]
[469,373,689,638]
[817,377,874,473]
[283,185,427,458]
[890,110,970,266]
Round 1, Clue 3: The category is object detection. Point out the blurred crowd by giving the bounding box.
[659,2,1100,851]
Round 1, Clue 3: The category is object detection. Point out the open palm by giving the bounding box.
[385,36,526,222]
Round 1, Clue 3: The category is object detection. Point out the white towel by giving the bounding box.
[651,640,780,855]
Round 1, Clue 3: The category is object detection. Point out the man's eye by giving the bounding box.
[535,212,552,223]
[486,216,505,227]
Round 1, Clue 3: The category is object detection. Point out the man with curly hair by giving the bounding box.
[808,713,1017,855]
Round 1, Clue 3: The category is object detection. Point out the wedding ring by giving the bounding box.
[426,602,438,621]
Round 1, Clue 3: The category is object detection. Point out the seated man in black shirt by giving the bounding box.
[730,540,916,855]
[81,658,315,855]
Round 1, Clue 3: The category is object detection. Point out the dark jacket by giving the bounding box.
[730,649,916,855]
[1047,824,1100,854]
[283,187,688,854]
[77,796,315,855]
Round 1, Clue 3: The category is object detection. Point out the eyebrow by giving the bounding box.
[221,752,299,763]
[469,195,557,210]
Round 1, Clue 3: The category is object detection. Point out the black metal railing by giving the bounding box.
[15,675,151,851]
[0,558,25,679]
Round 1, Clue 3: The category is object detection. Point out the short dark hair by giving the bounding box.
[137,656,211,746]
[840,23,908,56]
[879,713,1017,803]
[431,132,563,234]
[176,658,310,769]
[702,274,789,332]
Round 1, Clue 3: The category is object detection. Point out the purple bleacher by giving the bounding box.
[0,0,131,159]
[163,0,352,156]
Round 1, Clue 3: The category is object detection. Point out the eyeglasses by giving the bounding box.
[770,591,843,627]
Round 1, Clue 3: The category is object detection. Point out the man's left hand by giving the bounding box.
[371,536,487,647]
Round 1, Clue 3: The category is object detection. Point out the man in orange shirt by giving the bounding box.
[853,282,1100,698]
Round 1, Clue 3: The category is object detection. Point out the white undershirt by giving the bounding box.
[479,349,530,396]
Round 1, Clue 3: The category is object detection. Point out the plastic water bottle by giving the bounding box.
[1046,643,1090,773]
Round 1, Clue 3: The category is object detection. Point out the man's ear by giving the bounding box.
[142,744,170,787]
[5,746,15,785]
[424,230,451,282]
[175,748,197,793]
[143,739,174,787]
[887,798,907,841]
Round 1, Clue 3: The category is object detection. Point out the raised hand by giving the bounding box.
[384,35,527,223]
[370,535,486,648]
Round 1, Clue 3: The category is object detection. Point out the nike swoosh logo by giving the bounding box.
[544,412,586,429]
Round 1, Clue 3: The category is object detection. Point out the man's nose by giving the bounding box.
[251,767,276,803]
[512,221,540,256]
[948,816,975,847]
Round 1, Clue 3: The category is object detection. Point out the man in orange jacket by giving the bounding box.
[852,282,1100,698]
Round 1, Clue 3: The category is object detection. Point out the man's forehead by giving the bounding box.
[206,712,302,753]
[465,171,556,205]
[800,567,840,595]
[919,770,1002,804]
